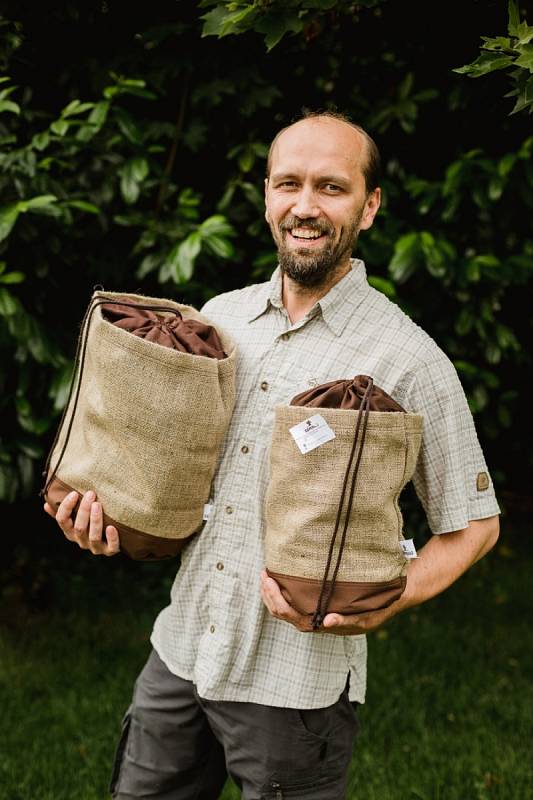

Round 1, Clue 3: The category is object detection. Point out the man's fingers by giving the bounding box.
[72,490,95,539]
[260,570,313,631]
[88,501,104,548]
[55,490,80,532]
[103,526,120,556]
[43,502,56,519]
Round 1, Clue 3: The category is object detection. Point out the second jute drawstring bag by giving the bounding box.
[42,290,236,560]
[264,376,423,627]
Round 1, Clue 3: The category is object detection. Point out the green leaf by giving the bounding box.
[398,72,414,100]
[0,204,20,242]
[238,146,255,172]
[166,231,202,283]
[389,232,420,283]
[509,75,533,114]
[136,253,161,279]
[114,107,143,144]
[0,271,25,284]
[119,159,149,205]
[130,157,149,182]
[61,100,95,118]
[498,152,516,176]
[48,362,74,411]
[32,131,50,151]
[454,53,513,78]
[0,99,20,114]
[120,173,140,205]
[202,234,235,259]
[515,43,533,72]
[255,13,304,51]
[480,36,513,52]
[201,6,252,38]
[508,0,521,37]
[485,342,501,364]
[64,200,100,214]
[20,195,58,210]
[515,21,533,46]
[0,287,18,315]
[0,84,18,101]
[199,214,235,238]
[50,118,70,136]
[76,101,110,142]
[367,275,397,298]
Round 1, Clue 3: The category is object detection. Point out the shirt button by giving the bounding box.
[225,505,233,515]
[216,562,224,571]
[240,445,249,454]
[260,381,269,391]
[210,625,215,633]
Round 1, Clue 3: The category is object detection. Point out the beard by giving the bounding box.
[271,211,363,288]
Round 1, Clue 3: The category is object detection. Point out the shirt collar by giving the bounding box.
[246,258,371,337]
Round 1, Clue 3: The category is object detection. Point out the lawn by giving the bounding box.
[1,546,531,800]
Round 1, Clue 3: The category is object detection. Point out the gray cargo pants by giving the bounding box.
[110,649,360,800]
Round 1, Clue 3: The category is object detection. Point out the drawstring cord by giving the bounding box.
[40,295,182,500]
[311,377,374,630]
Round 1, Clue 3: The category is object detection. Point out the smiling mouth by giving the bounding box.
[286,227,327,245]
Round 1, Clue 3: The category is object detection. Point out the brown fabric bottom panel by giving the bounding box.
[45,477,190,561]
[266,569,407,615]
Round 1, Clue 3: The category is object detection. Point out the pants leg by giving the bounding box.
[110,650,227,799]
[201,687,359,800]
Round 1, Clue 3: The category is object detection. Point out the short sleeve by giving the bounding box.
[404,355,500,534]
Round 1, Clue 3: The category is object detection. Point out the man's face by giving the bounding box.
[264,118,380,287]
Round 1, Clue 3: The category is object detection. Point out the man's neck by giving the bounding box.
[281,260,352,324]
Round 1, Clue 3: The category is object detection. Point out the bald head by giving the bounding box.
[266,112,381,195]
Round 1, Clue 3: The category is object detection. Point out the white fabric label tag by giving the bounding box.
[289,414,336,454]
[400,538,418,559]
[203,503,213,521]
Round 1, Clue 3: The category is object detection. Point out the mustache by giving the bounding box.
[278,217,333,236]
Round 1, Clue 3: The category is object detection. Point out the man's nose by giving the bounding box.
[290,187,320,219]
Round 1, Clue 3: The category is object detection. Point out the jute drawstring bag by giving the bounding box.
[42,290,236,560]
[264,376,423,627]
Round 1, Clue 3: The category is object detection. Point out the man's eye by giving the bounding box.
[278,181,297,188]
[324,184,342,192]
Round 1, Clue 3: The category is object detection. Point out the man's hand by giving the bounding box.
[260,516,500,635]
[260,570,400,635]
[43,490,120,556]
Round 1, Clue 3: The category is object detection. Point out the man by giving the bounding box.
[45,111,500,799]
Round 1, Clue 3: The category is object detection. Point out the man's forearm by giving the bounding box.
[396,515,500,612]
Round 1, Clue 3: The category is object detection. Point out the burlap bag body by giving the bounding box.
[265,405,423,619]
[44,290,236,560]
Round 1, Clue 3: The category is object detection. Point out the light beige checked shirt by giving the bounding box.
[151,259,500,708]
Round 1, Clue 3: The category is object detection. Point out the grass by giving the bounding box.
[1,548,531,800]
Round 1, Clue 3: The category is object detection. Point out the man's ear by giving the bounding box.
[359,187,381,231]
[264,177,270,223]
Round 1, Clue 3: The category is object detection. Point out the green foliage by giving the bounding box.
[0,0,531,524]
[199,0,381,50]
[455,0,533,114]
[0,63,236,500]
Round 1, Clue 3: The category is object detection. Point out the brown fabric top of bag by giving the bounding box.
[101,302,227,360]
[290,374,405,412]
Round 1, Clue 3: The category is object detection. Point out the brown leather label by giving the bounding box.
[476,471,490,491]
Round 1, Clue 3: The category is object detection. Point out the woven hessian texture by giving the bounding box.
[265,405,423,582]
[50,290,236,539]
